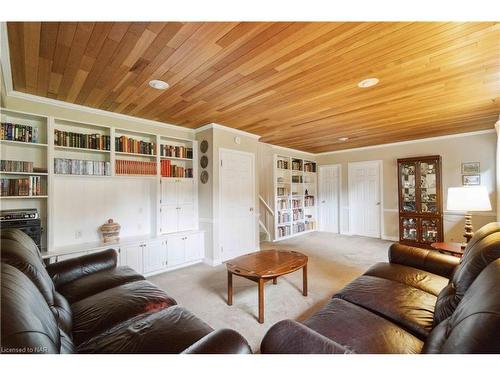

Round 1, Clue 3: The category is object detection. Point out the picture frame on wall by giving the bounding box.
[461,162,480,174]
[462,174,481,186]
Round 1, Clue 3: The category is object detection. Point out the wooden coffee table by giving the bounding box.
[225,249,308,324]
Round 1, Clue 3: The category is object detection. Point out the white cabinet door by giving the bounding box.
[167,236,185,267]
[161,205,179,234]
[161,179,178,205]
[143,240,167,274]
[178,204,195,232]
[120,244,144,274]
[185,233,203,262]
[177,179,194,205]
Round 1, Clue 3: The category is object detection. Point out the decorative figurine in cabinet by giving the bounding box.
[398,156,443,248]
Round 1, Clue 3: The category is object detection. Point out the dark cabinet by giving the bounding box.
[398,156,443,248]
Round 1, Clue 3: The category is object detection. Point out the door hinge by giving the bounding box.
[220,160,223,167]
[221,246,223,253]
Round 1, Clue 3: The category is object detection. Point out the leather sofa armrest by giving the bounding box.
[181,329,252,354]
[389,243,460,279]
[260,319,351,354]
[46,249,118,289]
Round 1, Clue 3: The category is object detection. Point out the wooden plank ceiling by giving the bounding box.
[6,22,500,153]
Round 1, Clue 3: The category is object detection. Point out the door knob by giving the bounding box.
[321,200,326,203]
[376,202,381,206]
[249,207,254,212]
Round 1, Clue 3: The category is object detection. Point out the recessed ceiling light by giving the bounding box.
[358,78,379,88]
[149,80,169,90]
[338,137,349,142]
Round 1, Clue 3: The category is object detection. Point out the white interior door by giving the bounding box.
[348,161,381,238]
[220,149,256,261]
[319,165,340,233]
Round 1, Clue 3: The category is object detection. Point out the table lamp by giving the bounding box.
[447,186,492,248]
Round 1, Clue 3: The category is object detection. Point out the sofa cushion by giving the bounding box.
[71,280,177,345]
[334,275,436,339]
[303,298,423,354]
[56,266,145,304]
[364,262,448,296]
[77,306,213,353]
[1,263,75,354]
[434,229,500,326]
[424,259,500,353]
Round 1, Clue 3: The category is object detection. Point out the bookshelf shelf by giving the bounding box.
[54,145,110,153]
[274,154,317,241]
[0,139,48,148]
[54,174,111,178]
[160,156,193,161]
[115,151,156,158]
[0,171,48,176]
[0,195,48,199]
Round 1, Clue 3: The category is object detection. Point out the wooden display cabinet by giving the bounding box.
[397,155,443,248]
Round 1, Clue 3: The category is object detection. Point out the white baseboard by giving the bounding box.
[381,235,399,242]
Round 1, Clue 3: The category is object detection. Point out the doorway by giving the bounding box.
[319,164,341,233]
[348,160,382,238]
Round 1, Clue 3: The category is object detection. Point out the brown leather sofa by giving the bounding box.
[1,229,251,354]
[261,222,500,354]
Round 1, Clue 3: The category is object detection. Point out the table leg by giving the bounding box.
[258,278,265,323]
[227,271,233,306]
[273,277,277,285]
[303,264,308,296]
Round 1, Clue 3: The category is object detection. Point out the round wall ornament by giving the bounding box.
[200,140,209,153]
[200,155,208,169]
[200,170,209,184]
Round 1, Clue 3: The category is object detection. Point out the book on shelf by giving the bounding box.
[115,136,156,155]
[1,176,43,196]
[160,159,193,178]
[276,159,289,169]
[160,144,193,159]
[278,211,290,224]
[1,122,39,143]
[304,162,316,172]
[304,196,315,207]
[277,225,291,237]
[0,160,34,173]
[54,158,111,176]
[115,159,156,175]
[277,187,288,196]
[291,159,303,171]
[54,129,110,150]
[293,222,306,233]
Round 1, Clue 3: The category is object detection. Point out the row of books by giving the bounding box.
[276,159,289,169]
[292,209,304,221]
[277,187,289,196]
[292,199,302,208]
[54,130,111,150]
[304,196,315,207]
[0,160,34,173]
[278,212,290,224]
[277,199,289,210]
[291,160,303,171]
[1,122,40,143]
[160,145,193,159]
[1,176,44,196]
[293,222,306,233]
[115,136,156,155]
[116,160,156,175]
[292,175,303,183]
[277,225,291,238]
[160,160,193,178]
[304,220,315,231]
[304,162,317,172]
[54,158,111,176]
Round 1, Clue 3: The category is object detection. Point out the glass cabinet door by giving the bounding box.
[421,218,440,243]
[401,217,418,241]
[419,160,438,214]
[400,162,416,213]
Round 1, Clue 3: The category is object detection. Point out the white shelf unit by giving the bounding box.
[2,107,202,275]
[273,154,317,241]
[1,108,50,250]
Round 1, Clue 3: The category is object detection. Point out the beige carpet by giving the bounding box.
[148,232,392,352]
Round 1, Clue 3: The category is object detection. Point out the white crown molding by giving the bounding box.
[262,142,316,158]
[194,122,261,140]
[316,129,496,155]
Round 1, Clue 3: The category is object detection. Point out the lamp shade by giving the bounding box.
[447,186,492,211]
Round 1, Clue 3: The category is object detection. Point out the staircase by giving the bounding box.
[259,195,274,242]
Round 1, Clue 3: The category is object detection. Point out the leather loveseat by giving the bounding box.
[0,229,251,354]
[261,222,500,354]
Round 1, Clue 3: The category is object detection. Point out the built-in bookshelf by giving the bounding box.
[273,154,317,241]
[1,108,50,250]
[1,107,199,253]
